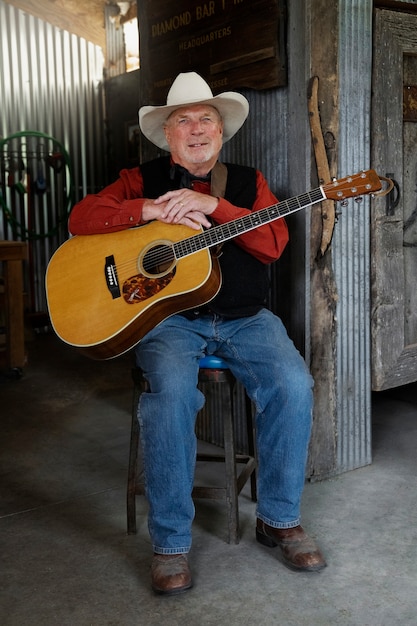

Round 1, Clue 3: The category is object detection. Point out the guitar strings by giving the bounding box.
[108,191,327,278]
[108,174,375,278]
[110,245,176,278]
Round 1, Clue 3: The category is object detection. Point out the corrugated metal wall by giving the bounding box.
[335,0,373,471]
[221,89,289,205]
[0,0,105,315]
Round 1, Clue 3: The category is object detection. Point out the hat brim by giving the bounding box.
[139,92,249,152]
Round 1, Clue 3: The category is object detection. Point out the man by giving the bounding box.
[69,72,326,595]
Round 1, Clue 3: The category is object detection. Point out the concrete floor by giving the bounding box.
[1,331,417,626]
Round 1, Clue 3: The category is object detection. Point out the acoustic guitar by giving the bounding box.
[46,169,382,359]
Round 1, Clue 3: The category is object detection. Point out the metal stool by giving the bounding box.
[127,355,257,544]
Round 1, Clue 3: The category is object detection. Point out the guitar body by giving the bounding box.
[46,221,221,359]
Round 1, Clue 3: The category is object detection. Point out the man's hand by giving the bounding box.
[142,189,218,230]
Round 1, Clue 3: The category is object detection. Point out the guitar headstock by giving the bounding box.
[323,169,382,201]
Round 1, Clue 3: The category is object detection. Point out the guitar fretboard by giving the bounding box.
[173,187,325,259]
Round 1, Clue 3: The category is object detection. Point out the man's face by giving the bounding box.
[163,104,224,171]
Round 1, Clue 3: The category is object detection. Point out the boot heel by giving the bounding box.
[256,528,277,548]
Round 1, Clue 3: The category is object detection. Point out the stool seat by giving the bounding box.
[127,359,257,544]
[199,355,228,369]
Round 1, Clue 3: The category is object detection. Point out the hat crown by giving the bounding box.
[166,72,214,107]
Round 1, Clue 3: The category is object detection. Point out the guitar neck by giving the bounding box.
[173,186,326,259]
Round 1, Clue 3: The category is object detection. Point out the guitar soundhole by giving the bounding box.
[141,242,175,276]
[121,241,177,305]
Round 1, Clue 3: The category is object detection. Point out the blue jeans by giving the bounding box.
[135,308,314,555]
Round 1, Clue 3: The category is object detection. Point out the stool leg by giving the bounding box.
[224,376,239,544]
[245,391,257,502]
[127,378,143,535]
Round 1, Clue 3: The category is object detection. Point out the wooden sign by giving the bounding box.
[138,0,287,104]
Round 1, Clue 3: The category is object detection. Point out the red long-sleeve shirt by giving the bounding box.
[68,166,289,265]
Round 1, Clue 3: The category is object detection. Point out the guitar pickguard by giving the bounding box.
[122,270,176,304]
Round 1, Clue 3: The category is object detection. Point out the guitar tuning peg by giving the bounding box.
[354,196,363,203]
[340,199,349,207]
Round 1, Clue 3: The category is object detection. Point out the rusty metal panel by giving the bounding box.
[196,380,251,454]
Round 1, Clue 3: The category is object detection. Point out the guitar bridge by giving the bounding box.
[104,255,120,299]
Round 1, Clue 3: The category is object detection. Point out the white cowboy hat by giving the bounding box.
[138,72,249,151]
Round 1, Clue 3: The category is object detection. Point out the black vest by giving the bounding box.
[140,156,269,317]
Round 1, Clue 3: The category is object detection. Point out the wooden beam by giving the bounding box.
[374,0,417,14]
[307,0,339,479]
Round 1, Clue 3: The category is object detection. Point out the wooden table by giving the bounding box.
[0,240,28,372]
